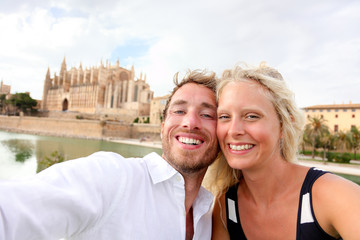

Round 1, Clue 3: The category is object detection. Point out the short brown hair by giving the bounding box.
[162,69,217,120]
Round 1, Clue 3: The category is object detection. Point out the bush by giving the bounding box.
[37,151,64,172]
[341,153,352,163]
[334,152,352,163]
[326,152,336,162]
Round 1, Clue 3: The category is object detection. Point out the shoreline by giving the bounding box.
[1,129,359,176]
[0,128,162,150]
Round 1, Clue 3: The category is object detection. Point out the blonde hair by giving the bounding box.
[207,62,305,196]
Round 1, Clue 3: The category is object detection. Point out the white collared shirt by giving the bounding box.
[0,152,213,240]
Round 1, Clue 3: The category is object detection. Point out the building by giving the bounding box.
[150,95,169,124]
[0,80,11,97]
[303,103,360,132]
[42,58,153,122]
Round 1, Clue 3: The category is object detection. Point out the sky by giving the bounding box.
[0,0,359,108]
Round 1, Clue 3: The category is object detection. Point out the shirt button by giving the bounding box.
[176,176,182,182]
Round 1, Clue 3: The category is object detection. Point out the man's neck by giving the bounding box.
[183,168,207,240]
[183,169,206,212]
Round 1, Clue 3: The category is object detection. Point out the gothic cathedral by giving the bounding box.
[41,58,154,121]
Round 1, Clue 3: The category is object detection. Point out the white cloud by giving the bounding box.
[0,0,359,108]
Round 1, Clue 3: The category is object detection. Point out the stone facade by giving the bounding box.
[0,80,11,97]
[0,115,161,141]
[41,58,154,122]
[303,103,360,132]
[150,94,169,125]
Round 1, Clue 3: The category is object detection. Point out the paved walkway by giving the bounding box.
[298,159,360,176]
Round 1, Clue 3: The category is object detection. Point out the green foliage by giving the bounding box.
[144,117,150,124]
[76,115,84,119]
[15,151,32,162]
[335,152,352,163]
[0,94,6,111]
[37,151,64,172]
[326,152,336,162]
[133,117,139,123]
[1,139,34,162]
[7,92,37,113]
[304,115,329,159]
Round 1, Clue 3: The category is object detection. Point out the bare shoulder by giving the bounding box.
[313,171,360,239]
[212,192,230,240]
[313,172,360,199]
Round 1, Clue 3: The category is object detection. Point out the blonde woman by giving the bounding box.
[210,63,360,239]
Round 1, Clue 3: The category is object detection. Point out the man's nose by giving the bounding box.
[181,112,201,130]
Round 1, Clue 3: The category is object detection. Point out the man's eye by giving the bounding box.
[174,110,185,114]
[202,113,214,119]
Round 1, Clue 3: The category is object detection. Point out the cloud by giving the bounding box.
[0,0,359,109]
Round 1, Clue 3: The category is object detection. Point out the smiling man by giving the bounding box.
[0,69,219,240]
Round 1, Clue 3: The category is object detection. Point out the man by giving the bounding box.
[0,69,219,240]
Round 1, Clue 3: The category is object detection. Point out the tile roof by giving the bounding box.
[303,103,360,109]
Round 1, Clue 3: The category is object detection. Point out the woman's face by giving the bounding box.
[216,81,282,171]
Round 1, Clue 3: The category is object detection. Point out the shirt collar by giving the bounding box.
[143,152,179,184]
[144,152,214,212]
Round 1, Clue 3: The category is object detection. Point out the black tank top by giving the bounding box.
[225,167,341,240]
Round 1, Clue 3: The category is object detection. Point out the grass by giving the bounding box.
[334,173,360,185]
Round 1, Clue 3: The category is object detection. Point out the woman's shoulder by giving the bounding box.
[312,170,360,238]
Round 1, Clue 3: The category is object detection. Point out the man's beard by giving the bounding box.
[161,133,219,175]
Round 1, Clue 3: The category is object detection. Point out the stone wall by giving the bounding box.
[0,116,161,140]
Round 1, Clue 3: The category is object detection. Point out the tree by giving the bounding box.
[335,130,349,153]
[0,94,6,114]
[7,92,37,114]
[318,130,335,161]
[348,126,360,160]
[304,115,329,159]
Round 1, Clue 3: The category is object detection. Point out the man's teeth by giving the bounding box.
[229,144,254,151]
[178,137,202,145]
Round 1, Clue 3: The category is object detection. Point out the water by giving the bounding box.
[0,130,162,180]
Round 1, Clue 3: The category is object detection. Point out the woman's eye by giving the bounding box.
[246,114,259,120]
[218,115,229,120]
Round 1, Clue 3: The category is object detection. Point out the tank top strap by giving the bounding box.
[296,167,340,240]
[225,183,247,239]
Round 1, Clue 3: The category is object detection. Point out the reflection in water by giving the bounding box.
[0,130,162,179]
[1,139,34,162]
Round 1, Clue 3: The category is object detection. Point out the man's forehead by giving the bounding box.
[169,96,216,112]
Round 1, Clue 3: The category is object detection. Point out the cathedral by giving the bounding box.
[41,58,154,121]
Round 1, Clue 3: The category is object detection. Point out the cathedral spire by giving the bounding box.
[46,67,51,80]
[60,57,67,74]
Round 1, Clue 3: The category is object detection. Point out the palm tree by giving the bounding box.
[304,115,329,159]
[348,126,360,160]
[335,130,349,153]
[318,130,335,161]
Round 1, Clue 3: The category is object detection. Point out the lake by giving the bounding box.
[0,130,162,180]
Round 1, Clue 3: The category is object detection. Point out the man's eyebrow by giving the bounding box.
[170,100,187,106]
[170,100,216,111]
[201,102,217,111]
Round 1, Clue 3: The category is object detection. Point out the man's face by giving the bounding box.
[161,83,219,175]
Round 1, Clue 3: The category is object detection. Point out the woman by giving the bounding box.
[210,63,360,239]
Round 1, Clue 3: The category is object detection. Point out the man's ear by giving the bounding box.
[160,122,164,139]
